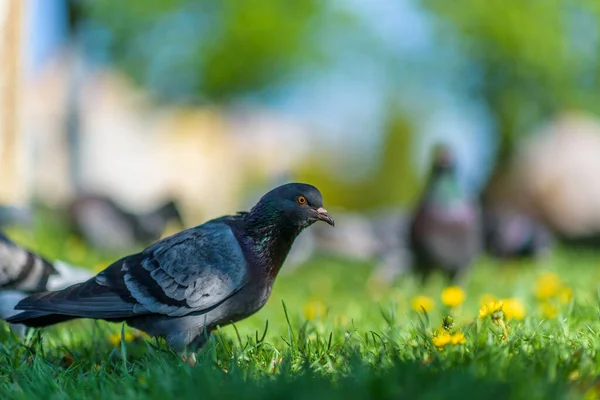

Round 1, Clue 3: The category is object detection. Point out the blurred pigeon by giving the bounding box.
[368,209,412,283]
[0,232,93,335]
[8,183,334,357]
[409,145,481,281]
[483,208,553,260]
[68,195,183,252]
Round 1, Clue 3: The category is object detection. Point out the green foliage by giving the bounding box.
[419,0,600,160]
[79,0,346,103]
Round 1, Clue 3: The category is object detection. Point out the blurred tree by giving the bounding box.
[300,108,417,211]
[419,0,600,192]
[75,0,347,103]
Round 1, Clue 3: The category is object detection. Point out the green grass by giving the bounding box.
[3,221,600,399]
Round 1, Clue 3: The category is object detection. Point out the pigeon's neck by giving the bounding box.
[428,169,463,203]
[242,206,303,277]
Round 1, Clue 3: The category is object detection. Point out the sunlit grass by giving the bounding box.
[2,220,600,399]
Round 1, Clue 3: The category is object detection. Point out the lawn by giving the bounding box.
[2,221,600,399]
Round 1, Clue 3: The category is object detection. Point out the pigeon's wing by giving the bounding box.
[102,221,250,317]
[10,221,249,322]
[0,232,57,292]
[118,222,249,317]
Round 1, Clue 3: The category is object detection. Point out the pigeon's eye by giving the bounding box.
[297,195,307,205]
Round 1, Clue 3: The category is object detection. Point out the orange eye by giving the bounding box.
[297,195,307,205]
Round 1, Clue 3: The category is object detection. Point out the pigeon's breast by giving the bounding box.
[213,276,274,325]
[428,202,478,228]
[415,201,481,268]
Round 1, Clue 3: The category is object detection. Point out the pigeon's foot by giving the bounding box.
[181,352,197,367]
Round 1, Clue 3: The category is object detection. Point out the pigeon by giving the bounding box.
[483,208,553,260]
[409,145,481,281]
[8,183,334,356]
[68,195,183,252]
[0,232,93,335]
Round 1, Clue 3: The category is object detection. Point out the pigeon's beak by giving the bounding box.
[315,207,335,227]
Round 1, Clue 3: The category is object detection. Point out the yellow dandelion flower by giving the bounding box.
[432,331,465,347]
[411,295,435,312]
[107,331,135,346]
[303,299,327,320]
[541,302,559,319]
[479,300,504,319]
[450,332,466,345]
[557,287,573,304]
[535,272,561,299]
[432,331,452,347]
[501,298,526,321]
[441,286,466,308]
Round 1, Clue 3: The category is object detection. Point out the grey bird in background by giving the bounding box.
[409,144,482,282]
[0,232,93,335]
[68,194,184,252]
[368,209,413,284]
[8,183,334,360]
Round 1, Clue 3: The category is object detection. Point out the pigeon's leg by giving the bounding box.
[189,329,212,351]
[181,330,212,366]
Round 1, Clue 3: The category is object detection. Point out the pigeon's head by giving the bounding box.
[431,144,456,174]
[256,183,335,228]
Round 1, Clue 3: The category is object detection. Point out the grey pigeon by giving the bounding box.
[483,207,553,260]
[0,232,57,293]
[8,183,334,356]
[68,195,183,252]
[0,232,93,335]
[409,145,481,281]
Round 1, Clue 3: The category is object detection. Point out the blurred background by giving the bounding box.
[2,0,600,286]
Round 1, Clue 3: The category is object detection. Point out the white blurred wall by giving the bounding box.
[21,54,312,221]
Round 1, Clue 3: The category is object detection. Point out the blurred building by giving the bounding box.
[3,0,316,222]
[0,0,24,204]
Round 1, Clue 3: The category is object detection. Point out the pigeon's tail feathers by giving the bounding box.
[8,278,144,322]
[6,310,79,327]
